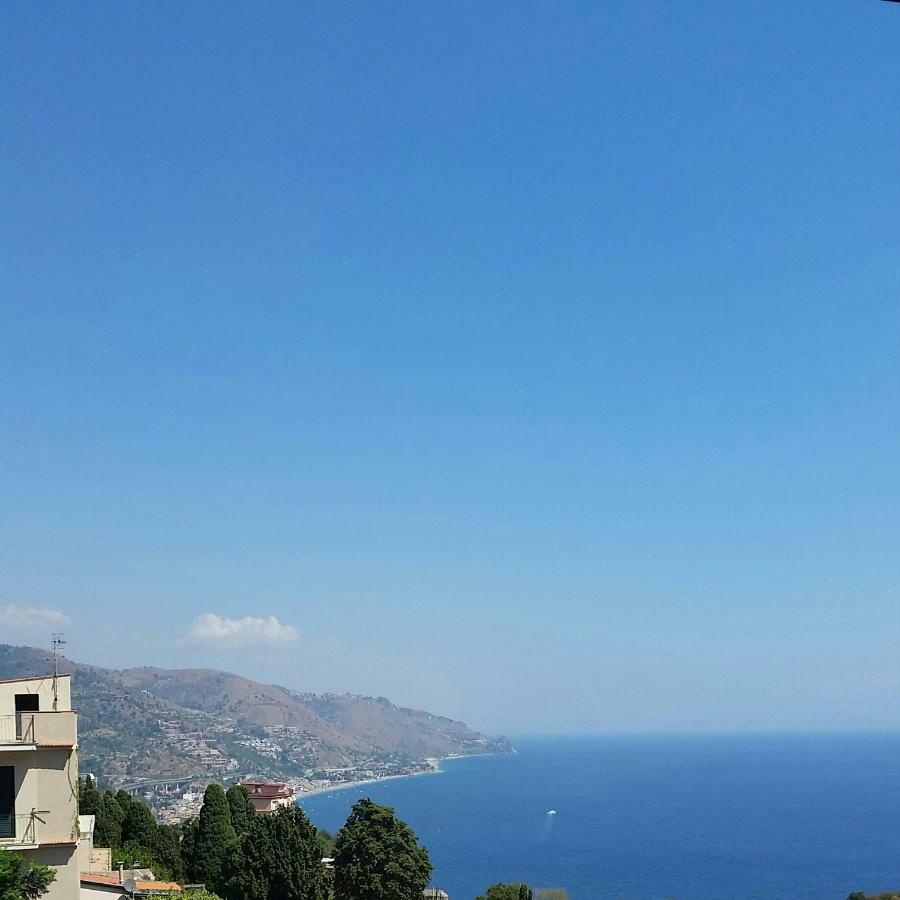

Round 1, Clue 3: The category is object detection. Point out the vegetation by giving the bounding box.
[333,799,432,900]
[534,891,569,900]
[0,849,55,900]
[477,885,534,900]
[79,777,182,881]
[226,783,256,838]
[225,806,326,900]
[185,785,237,894]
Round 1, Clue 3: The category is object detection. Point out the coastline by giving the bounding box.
[294,759,443,801]
[293,750,510,802]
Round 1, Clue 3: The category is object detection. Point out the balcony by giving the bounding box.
[0,812,42,849]
[0,712,77,749]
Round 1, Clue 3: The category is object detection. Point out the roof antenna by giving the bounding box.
[51,633,66,711]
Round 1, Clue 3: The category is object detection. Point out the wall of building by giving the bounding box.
[0,675,72,716]
[20,843,80,900]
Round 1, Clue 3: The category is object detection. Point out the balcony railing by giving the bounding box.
[0,712,76,747]
[0,715,34,744]
[0,812,41,845]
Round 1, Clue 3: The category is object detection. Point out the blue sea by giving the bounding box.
[298,734,900,900]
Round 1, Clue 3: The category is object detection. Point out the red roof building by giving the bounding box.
[239,780,295,813]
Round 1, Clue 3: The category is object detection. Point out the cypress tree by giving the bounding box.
[225,784,256,838]
[79,776,102,817]
[191,785,237,894]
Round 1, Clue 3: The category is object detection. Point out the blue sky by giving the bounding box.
[1,1,898,734]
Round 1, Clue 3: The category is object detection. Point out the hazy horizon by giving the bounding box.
[2,1,899,736]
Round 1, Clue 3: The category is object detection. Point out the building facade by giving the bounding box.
[0,674,80,900]
[238,780,295,813]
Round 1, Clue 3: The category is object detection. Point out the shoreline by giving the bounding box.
[294,761,442,801]
[293,750,510,802]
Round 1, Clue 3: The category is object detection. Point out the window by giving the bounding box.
[0,767,14,839]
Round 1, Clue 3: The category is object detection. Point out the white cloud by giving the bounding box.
[2,604,71,630]
[185,613,299,649]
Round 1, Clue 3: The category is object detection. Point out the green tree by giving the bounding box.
[181,893,224,900]
[94,792,125,848]
[845,894,867,900]
[151,823,185,882]
[0,849,56,900]
[534,891,569,900]
[78,776,102,817]
[189,785,237,893]
[226,784,256,838]
[225,806,326,900]
[118,794,158,848]
[476,885,534,900]
[333,799,431,900]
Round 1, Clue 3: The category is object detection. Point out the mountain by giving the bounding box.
[0,645,511,786]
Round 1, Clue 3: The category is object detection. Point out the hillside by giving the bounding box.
[0,645,511,786]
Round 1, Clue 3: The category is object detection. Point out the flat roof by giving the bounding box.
[0,674,71,685]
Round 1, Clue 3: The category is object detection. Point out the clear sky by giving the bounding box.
[1,1,898,735]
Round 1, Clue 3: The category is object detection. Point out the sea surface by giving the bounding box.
[298,734,900,900]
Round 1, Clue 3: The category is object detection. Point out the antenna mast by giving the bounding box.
[51,633,66,711]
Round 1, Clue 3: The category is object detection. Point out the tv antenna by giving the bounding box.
[51,633,66,710]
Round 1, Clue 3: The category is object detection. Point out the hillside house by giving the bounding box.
[238,780,295,813]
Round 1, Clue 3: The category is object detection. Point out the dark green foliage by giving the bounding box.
[119,793,158,847]
[79,776,102,817]
[82,778,183,882]
[226,784,256,838]
[188,784,237,894]
[477,885,534,900]
[225,806,326,900]
[333,798,431,900]
[94,792,125,848]
[152,823,186,882]
[0,849,56,900]
[846,894,867,900]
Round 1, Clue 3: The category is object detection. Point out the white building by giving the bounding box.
[0,673,80,900]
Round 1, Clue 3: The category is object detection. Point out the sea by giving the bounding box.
[298,734,900,900]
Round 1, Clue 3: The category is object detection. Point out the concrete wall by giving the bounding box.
[20,843,80,900]
[0,675,72,715]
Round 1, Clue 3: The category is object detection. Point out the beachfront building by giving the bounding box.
[238,780,295,813]
[0,673,80,900]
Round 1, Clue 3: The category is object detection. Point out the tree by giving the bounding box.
[188,785,237,894]
[333,799,431,900]
[225,806,326,900]
[118,793,158,848]
[0,849,56,900]
[78,776,102,817]
[476,885,534,900]
[151,823,185,882]
[534,891,569,900]
[226,784,256,838]
[94,792,125,848]
[181,893,224,900]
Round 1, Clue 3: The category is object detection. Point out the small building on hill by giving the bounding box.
[239,780,295,813]
[423,890,450,900]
